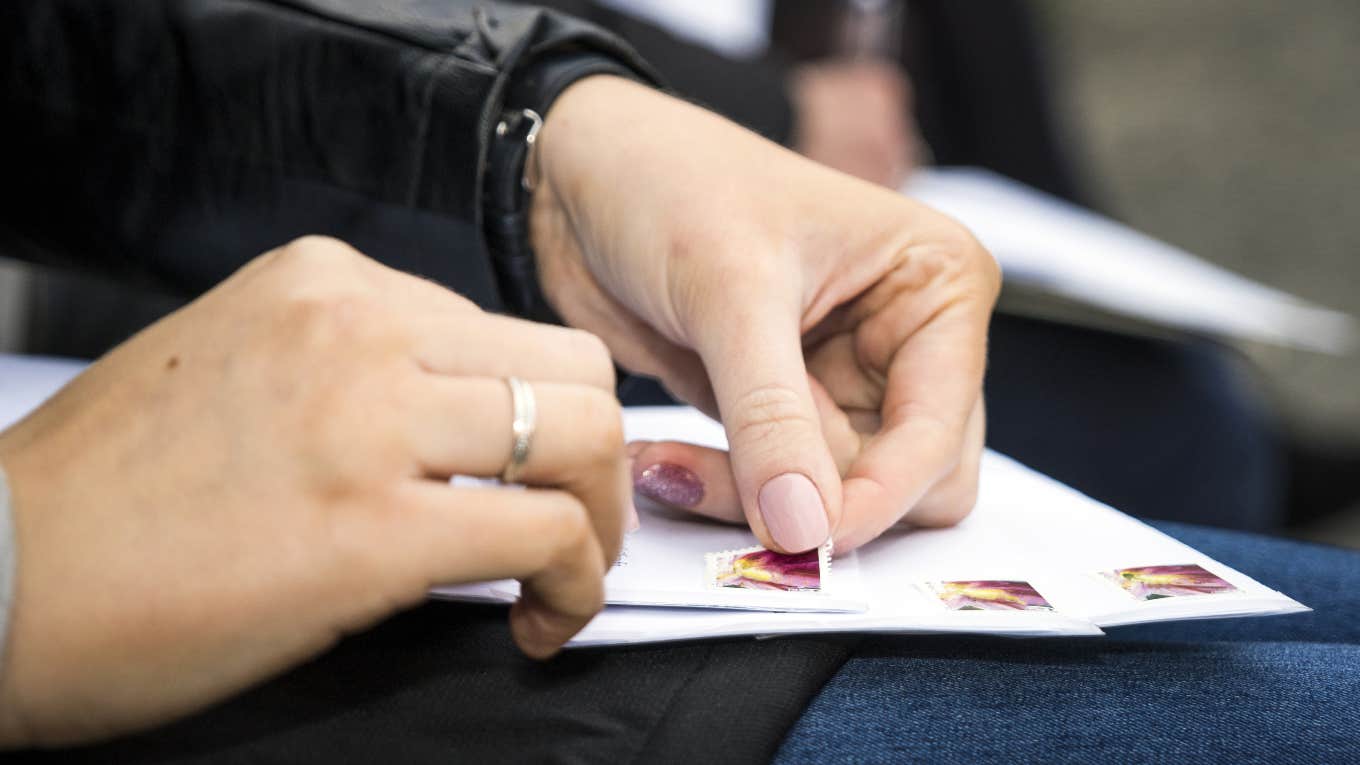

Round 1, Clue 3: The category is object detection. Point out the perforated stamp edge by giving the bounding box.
[703,541,833,593]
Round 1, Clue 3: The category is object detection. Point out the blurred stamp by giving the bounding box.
[706,543,831,592]
[927,580,1055,611]
[1100,564,1237,600]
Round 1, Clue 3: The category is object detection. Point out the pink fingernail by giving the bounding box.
[635,462,705,508]
[758,473,829,552]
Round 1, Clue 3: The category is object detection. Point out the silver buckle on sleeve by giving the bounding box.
[495,108,544,192]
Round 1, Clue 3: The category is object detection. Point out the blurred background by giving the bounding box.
[1041,0,1360,546]
[1043,0,1359,440]
[1,0,1356,543]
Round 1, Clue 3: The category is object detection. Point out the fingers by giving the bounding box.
[412,313,616,392]
[628,380,862,526]
[837,302,990,551]
[693,291,841,553]
[629,440,742,523]
[395,484,608,658]
[408,377,630,567]
[908,396,985,528]
[295,255,617,394]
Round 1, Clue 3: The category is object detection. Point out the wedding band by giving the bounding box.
[501,377,536,484]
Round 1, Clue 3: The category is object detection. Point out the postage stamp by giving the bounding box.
[926,580,1055,612]
[705,543,831,593]
[1100,563,1237,600]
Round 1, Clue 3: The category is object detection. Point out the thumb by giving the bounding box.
[694,298,841,553]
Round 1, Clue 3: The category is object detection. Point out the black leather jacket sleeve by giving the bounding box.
[0,0,655,311]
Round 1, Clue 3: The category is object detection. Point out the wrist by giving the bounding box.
[483,58,643,321]
[533,75,650,220]
[528,75,665,324]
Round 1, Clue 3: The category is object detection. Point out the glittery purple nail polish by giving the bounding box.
[635,462,705,508]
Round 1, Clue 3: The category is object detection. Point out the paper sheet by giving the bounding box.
[0,354,84,431]
[436,407,1307,647]
[905,167,1356,353]
[0,351,1310,650]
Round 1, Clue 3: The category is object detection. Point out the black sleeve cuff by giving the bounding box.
[483,53,653,324]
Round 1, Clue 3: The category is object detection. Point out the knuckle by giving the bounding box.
[936,220,1000,298]
[282,291,374,338]
[275,235,361,271]
[441,285,480,313]
[886,402,966,456]
[565,330,615,389]
[933,214,977,247]
[575,389,625,463]
[544,494,595,557]
[942,476,980,522]
[258,237,373,296]
[913,467,980,529]
[917,489,976,528]
[728,383,817,447]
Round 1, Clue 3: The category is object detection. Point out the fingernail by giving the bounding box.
[758,473,829,552]
[627,499,641,532]
[635,462,705,508]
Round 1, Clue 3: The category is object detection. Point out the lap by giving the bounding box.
[778,523,1360,764]
[778,638,1358,764]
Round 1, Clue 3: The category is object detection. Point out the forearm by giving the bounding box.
[0,0,653,309]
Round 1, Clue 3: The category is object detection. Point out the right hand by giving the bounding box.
[0,236,629,747]
[532,77,995,556]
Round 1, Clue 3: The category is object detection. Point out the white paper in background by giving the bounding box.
[904,167,1356,353]
[0,354,85,431]
[593,0,771,59]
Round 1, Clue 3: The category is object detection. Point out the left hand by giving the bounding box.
[531,77,999,553]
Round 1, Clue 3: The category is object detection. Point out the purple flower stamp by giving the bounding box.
[1101,564,1237,600]
[706,544,830,592]
[929,580,1054,611]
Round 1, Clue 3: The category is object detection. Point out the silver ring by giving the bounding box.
[501,377,536,484]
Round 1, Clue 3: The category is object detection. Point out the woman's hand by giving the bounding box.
[532,77,998,554]
[0,237,629,747]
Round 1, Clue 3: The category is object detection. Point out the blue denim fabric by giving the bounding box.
[775,522,1360,764]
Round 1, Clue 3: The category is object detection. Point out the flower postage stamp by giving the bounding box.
[926,580,1055,612]
[1100,563,1238,600]
[706,544,831,593]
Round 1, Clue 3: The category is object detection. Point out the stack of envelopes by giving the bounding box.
[435,407,1307,647]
